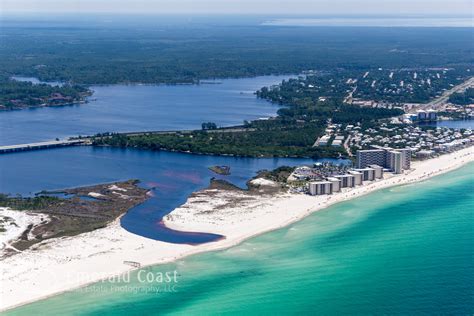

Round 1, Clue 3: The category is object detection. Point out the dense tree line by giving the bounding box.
[0,73,90,110]
[1,18,472,85]
[93,123,342,158]
[0,194,59,211]
[449,88,474,105]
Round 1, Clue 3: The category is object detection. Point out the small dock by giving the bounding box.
[0,139,86,154]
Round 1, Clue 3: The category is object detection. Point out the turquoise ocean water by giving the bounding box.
[6,163,474,315]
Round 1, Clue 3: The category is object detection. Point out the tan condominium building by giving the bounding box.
[334,174,356,188]
[308,181,333,195]
[356,146,411,173]
[368,165,384,179]
[348,170,363,185]
[327,177,341,192]
[353,168,376,181]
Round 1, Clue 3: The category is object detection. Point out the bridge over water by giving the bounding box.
[0,125,249,154]
[0,139,87,154]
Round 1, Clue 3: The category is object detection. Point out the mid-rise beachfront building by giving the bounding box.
[327,177,341,192]
[308,181,333,195]
[334,174,356,188]
[395,148,411,170]
[386,151,403,174]
[354,168,376,181]
[355,149,386,168]
[348,170,363,185]
[307,166,382,196]
[369,165,384,179]
[356,147,411,173]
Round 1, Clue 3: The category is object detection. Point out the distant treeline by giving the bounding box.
[1,22,473,84]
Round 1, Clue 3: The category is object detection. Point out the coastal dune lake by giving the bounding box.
[5,163,474,315]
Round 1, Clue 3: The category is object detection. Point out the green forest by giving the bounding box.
[1,17,473,84]
[449,88,474,105]
[0,75,90,110]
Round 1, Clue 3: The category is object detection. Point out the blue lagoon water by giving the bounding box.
[423,120,474,130]
[0,146,341,242]
[1,75,292,145]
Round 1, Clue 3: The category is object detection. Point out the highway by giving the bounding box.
[0,139,86,154]
[417,76,474,111]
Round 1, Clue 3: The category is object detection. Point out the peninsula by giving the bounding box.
[0,180,148,256]
[0,75,91,110]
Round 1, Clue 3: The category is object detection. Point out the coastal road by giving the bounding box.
[414,76,474,112]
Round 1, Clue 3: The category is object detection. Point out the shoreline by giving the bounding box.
[1,146,472,312]
[0,100,88,112]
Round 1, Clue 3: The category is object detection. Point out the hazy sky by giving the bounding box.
[1,0,472,15]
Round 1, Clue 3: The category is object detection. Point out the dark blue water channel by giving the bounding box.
[419,119,473,129]
[0,75,351,243]
[0,146,347,243]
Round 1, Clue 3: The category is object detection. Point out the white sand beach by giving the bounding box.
[0,146,472,311]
